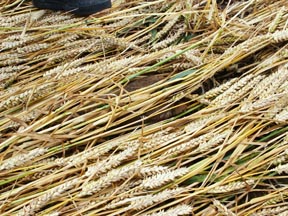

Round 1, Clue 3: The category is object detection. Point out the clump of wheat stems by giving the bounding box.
[0,0,288,215]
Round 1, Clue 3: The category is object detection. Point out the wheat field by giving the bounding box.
[0,0,288,215]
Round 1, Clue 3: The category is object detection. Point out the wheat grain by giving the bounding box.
[56,17,82,25]
[46,47,88,65]
[259,64,288,99]
[264,193,288,205]
[139,165,169,177]
[208,179,255,193]
[43,57,86,78]
[84,145,139,178]
[58,54,146,79]
[274,106,288,122]
[55,33,81,45]
[214,36,244,45]
[0,86,21,97]
[157,48,183,61]
[201,78,238,100]
[184,113,225,133]
[133,34,151,46]
[0,57,26,66]
[0,13,28,27]
[18,179,78,216]
[183,49,202,66]
[272,163,288,174]
[272,149,288,165]
[213,199,236,216]
[241,92,288,113]
[252,205,288,216]
[155,15,181,40]
[269,7,286,33]
[100,35,144,52]
[160,132,214,159]
[45,212,60,216]
[36,13,74,26]
[140,167,189,190]
[211,74,264,106]
[103,180,144,210]
[152,24,185,50]
[0,65,29,74]
[257,49,288,69]
[17,43,49,54]
[144,204,193,216]
[128,187,185,211]
[0,53,22,61]
[0,72,16,82]
[56,140,119,167]
[119,128,183,151]
[1,38,32,50]
[172,62,198,70]
[265,94,288,119]
[0,148,47,171]
[271,30,288,43]
[279,210,288,216]
[278,79,288,94]
[196,129,230,153]
[56,64,94,79]
[224,34,270,56]
[0,83,56,111]
[3,33,35,42]
[78,161,142,197]
[105,16,135,28]
[23,168,59,181]
[63,38,100,49]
